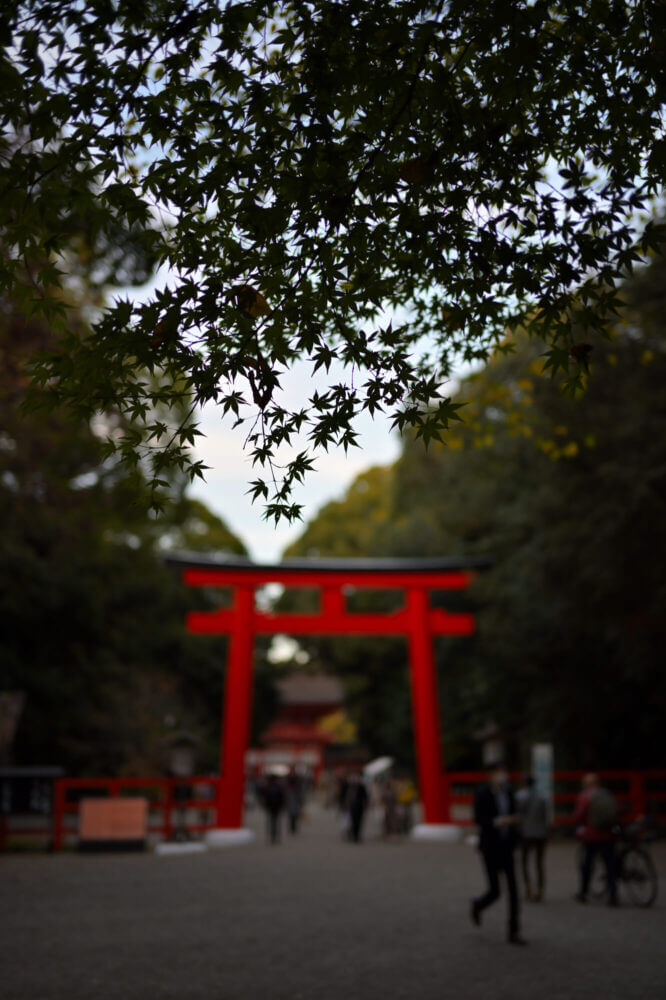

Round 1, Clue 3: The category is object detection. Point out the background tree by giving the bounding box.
[284,254,666,768]
[0,281,248,778]
[1,0,663,517]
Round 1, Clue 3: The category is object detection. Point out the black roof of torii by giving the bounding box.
[164,552,492,574]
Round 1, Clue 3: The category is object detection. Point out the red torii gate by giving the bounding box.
[175,556,483,836]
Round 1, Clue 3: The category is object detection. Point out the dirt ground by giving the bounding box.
[2,803,665,1000]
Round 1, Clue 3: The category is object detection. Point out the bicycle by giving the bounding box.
[588,819,658,908]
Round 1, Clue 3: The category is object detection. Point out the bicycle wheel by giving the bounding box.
[589,863,609,901]
[620,847,658,907]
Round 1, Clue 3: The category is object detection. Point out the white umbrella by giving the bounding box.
[363,756,394,779]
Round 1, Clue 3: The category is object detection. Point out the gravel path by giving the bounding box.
[2,804,665,1000]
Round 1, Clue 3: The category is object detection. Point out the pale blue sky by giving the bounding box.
[188,376,401,561]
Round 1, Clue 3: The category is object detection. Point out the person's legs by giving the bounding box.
[579,841,597,898]
[502,849,520,937]
[600,841,618,904]
[521,840,531,899]
[534,838,546,900]
[534,838,546,903]
[475,851,501,912]
[269,810,280,844]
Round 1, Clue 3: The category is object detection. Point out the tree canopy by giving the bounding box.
[2,0,664,517]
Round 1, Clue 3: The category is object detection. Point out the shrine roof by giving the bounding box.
[165,553,491,573]
[276,673,344,705]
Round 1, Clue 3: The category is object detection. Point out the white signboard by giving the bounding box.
[531,743,554,820]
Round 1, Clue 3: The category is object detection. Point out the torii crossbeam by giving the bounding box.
[172,555,486,838]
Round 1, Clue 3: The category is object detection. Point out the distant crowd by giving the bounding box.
[251,765,417,845]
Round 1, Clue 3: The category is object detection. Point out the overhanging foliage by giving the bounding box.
[1,0,664,516]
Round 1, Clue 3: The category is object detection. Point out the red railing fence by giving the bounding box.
[2,769,666,850]
[443,769,666,827]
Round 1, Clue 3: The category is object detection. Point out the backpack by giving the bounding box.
[588,787,618,830]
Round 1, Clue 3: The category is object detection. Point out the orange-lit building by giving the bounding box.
[247,673,349,777]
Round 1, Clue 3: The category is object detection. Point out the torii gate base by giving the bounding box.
[178,557,480,845]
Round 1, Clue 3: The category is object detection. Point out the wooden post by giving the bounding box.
[52,778,65,851]
[630,771,645,819]
[163,778,174,840]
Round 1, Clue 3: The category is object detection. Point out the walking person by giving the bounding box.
[470,761,526,945]
[284,769,303,835]
[346,772,369,843]
[574,772,619,905]
[381,777,398,837]
[261,772,285,845]
[516,773,549,901]
[336,770,351,838]
[396,776,417,834]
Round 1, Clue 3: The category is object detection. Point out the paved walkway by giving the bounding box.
[2,804,665,1000]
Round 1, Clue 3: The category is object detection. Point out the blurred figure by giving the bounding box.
[470,761,526,945]
[396,777,417,835]
[248,766,263,809]
[574,772,619,905]
[381,777,398,836]
[516,773,549,901]
[346,772,369,843]
[261,773,285,845]
[336,770,351,838]
[336,770,349,812]
[284,768,303,835]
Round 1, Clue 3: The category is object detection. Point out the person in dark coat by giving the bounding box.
[470,761,526,945]
[261,773,285,845]
[346,773,369,843]
[284,769,304,835]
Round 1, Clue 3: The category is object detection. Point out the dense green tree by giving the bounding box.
[2,1,664,516]
[0,298,247,775]
[158,495,247,554]
[287,466,394,558]
[284,255,666,768]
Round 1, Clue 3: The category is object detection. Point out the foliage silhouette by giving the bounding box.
[2,1,664,517]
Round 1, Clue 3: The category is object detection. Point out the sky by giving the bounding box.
[187,375,402,562]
